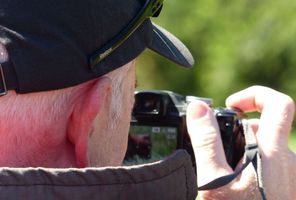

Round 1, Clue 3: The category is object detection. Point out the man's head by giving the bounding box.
[0,57,136,168]
[0,0,194,167]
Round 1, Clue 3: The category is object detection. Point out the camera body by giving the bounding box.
[124,90,245,169]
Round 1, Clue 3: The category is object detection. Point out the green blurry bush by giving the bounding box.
[137,0,296,112]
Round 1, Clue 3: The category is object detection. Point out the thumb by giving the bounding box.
[186,100,232,186]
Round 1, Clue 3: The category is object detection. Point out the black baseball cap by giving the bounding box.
[0,0,194,94]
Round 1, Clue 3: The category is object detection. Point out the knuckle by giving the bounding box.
[285,96,295,111]
[279,95,295,113]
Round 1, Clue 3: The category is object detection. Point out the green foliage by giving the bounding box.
[137,0,296,111]
[289,132,296,153]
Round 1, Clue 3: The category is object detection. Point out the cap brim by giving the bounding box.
[148,23,195,68]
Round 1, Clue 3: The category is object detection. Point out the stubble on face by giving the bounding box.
[88,61,136,167]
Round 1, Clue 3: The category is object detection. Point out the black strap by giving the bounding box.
[197,120,267,200]
[198,143,257,190]
[1,61,18,92]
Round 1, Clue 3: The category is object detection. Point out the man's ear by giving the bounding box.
[67,77,111,168]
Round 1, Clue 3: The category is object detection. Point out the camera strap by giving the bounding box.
[197,120,267,200]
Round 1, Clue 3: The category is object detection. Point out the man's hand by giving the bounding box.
[186,86,296,200]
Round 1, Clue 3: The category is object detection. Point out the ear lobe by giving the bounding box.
[67,77,112,167]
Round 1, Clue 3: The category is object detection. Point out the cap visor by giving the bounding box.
[148,23,195,68]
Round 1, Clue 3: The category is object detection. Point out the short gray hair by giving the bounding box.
[106,61,133,129]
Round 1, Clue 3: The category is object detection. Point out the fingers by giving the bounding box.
[248,118,260,134]
[186,100,232,186]
[226,86,295,154]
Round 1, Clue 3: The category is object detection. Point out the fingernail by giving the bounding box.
[191,102,208,119]
[225,95,236,107]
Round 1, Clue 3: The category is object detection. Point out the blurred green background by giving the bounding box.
[136,0,296,151]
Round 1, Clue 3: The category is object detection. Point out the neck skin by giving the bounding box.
[0,124,77,168]
[0,134,77,168]
[0,91,77,167]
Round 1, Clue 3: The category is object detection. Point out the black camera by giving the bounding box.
[124,90,245,169]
